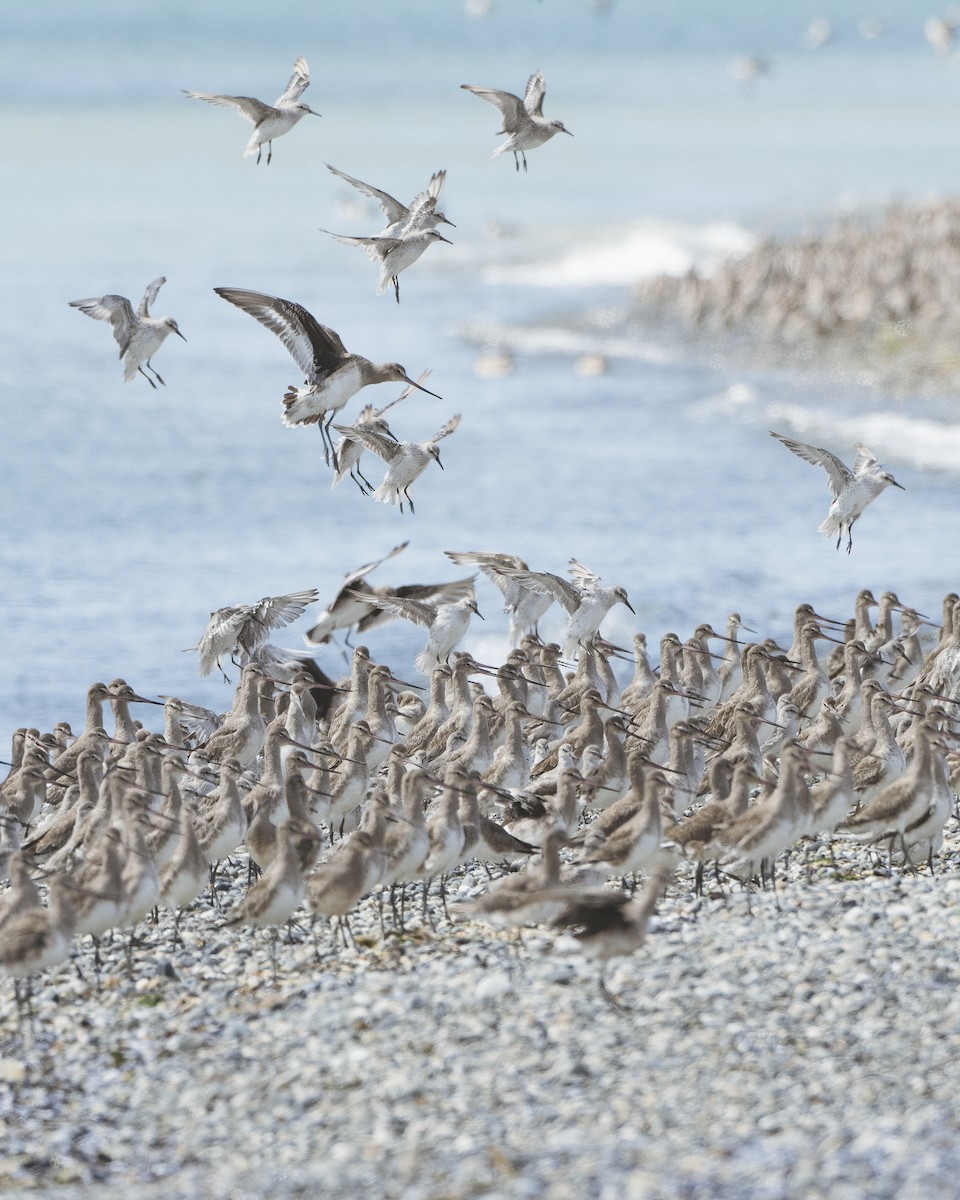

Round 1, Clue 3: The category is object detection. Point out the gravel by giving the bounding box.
[3,834,960,1199]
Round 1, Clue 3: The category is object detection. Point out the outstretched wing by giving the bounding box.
[852,444,881,475]
[251,589,319,631]
[356,575,476,634]
[347,590,438,629]
[326,163,407,225]
[214,287,347,381]
[138,276,166,318]
[183,90,275,125]
[68,293,138,356]
[431,413,461,443]
[445,551,528,605]
[460,83,525,131]
[332,422,399,463]
[523,70,547,117]
[568,558,602,590]
[371,370,431,419]
[504,568,582,615]
[276,56,310,106]
[770,431,852,500]
[341,542,410,591]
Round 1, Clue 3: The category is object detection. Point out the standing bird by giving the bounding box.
[332,414,461,513]
[183,55,319,164]
[348,590,483,675]
[213,288,440,467]
[69,277,185,389]
[461,70,573,171]
[770,431,905,553]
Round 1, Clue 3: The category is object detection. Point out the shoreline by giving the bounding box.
[630,199,960,399]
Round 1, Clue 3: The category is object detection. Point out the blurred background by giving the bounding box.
[2,0,960,744]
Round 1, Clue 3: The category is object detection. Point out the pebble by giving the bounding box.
[3,839,960,1198]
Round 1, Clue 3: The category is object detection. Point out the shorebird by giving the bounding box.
[461,70,573,171]
[770,431,905,552]
[184,55,319,163]
[502,559,635,660]
[348,589,482,675]
[326,164,455,237]
[321,227,452,303]
[331,374,430,492]
[332,414,460,512]
[69,277,185,389]
[187,588,318,679]
[0,873,77,1033]
[445,551,556,647]
[548,852,675,1010]
[213,287,440,467]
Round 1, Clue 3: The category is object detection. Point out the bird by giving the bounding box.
[332,414,461,513]
[187,589,319,680]
[326,163,455,237]
[183,55,319,164]
[331,373,431,492]
[320,227,452,303]
[460,70,572,171]
[444,551,556,647]
[213,287,440,468]
[502,559,635,660]
[770,431,905,553]
[69,277,185,389]
[347,590,483,675]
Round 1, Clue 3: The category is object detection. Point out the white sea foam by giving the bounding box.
[482,219,755,288]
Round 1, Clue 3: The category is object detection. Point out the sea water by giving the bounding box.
[2,0,960,744]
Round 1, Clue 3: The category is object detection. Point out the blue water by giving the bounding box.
[3,1,960,747]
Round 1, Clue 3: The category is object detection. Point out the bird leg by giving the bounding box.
[404,487,416,515]
[267,142,273,165]
[137,366,159,390]
[393,276,400,304]
[521,151,528,172]
[256,145,263,165]
[598,964,629,1013]
[146,359,166,386]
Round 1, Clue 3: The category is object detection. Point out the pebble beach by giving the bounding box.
[6,1,960,1196]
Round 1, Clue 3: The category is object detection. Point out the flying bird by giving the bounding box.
[770,431,905,553]
[188,588,319,680]
[460,70,572,171]
[332,414,461,513]
[69,277,185,388]
[184,55,319,164]
[326,164,455,237]
[348,590,483,675]
[213,287,440,468]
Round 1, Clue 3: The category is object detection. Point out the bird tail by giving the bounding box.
[817,513,842,539]
[373,483,398,506]
[414,648,435,676]
[282,386,320,426]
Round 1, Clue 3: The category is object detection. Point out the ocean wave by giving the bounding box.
[482,219,755,288]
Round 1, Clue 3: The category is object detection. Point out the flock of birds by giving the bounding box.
[2,49,941,1031]
[4,543,960,1015]
[67,58,575,512]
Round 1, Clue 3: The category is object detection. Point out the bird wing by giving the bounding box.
[372,370,431,419]
[192,606,249,675]
[568,558,602,590]
[214,288,347,381]
[138,276,166,318]
[183,90,275,125]
[444,551,528,603]
[770,431,852,499]
[852,444,881,475]
[325,163,408,226]
[347,590,437,629]
[460,83,525,130]
[340,542,410,592]
[68,293,138,356]
[506,568,582,614]
[356,576,476,634]
[275,56,310,105]
[426,169,446,200]
[523,70,547,117]
[331,423,399,462]
[251,589,320,631]
[431,413,461,443]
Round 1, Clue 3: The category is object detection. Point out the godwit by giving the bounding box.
[214,287,440,467]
